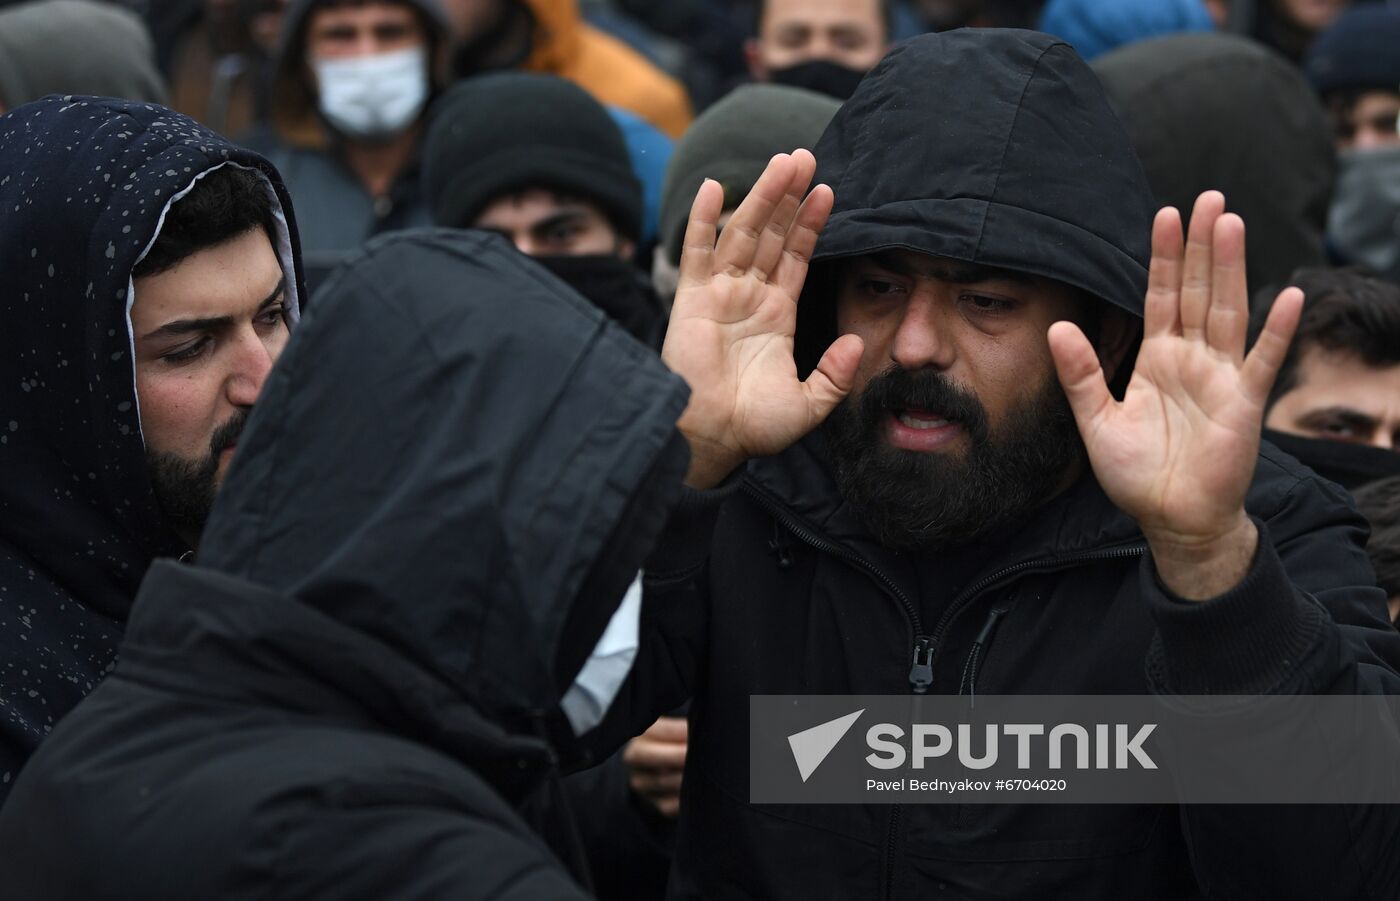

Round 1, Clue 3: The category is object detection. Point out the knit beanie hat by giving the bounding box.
[659,84,841,265]
[0,0,167,110]
[424,73,643,241]
[1305,4,1400,97]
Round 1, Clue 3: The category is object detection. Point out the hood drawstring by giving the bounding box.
[959,599,1020,707]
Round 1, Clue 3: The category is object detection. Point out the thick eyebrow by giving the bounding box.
[864,253,1037,286]
[828,24,869,39]
[1296,406,1378,433]
[529,209,589,236]
[140,275,286,341]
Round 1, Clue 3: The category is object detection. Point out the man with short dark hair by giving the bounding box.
[746,0,890,99]
[0,96,304,796]
[1249,268,1400,489]
[130,168,291,547]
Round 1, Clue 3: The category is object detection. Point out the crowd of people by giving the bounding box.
[1,0,1399,897]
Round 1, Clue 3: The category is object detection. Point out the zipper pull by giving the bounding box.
[908,637,934,694]
[961,605,1012,706]
[974,607,1008,646]
[767,521,793,570]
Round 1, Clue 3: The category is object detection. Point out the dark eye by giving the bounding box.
[256,304,286,328]
[1319,419,1360,439]
[961,294,1015,314]
[161,337,210,365]
[542,222,584,247]
[859,278,904,297]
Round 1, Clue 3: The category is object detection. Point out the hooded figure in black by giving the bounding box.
[569,30,1400,899]
[0,96,303,797]
[0,228,692,897]
[1093,33,1336,298]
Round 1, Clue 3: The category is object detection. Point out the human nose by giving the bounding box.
[890,291,954,372]
[226,331,277,408]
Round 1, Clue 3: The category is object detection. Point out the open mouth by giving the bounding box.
[896,411,953,430]
[886,408,963,450]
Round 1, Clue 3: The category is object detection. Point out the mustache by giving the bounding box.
[857,366,988,435]
[209,409,249,458]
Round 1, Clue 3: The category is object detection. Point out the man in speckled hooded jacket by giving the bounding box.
[0,96,305,799]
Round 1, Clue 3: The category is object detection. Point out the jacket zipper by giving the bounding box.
[745,482,1145,901]
[742,482,926,665]
[883,804,901,898]
[926,545,1147,677]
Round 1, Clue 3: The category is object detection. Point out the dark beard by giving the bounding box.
[823,365,1085,552]
[145,410,248,545]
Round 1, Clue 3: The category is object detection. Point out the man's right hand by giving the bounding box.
[623,716,688,819]
[660,150,865,489]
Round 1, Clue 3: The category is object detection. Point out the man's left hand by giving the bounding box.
[1047,191,1304,600]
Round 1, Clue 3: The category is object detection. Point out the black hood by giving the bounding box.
[1093,33,1335,297]
[275,0,451,69]
[801,29,1155,364]
[192,228,689,757]
[0,95,303,771]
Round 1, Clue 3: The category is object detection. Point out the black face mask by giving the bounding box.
[533,254,665,348]
[1263,429,1400,492]
[767,59,868,100]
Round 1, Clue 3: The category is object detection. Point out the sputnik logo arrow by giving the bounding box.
[788,709,865,782]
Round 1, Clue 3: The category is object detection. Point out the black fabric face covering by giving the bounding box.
[767,59,869,100]
[533,254,665,348]
[1264,429,1400,492]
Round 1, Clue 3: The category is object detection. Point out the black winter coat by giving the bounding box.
[580,30,1400,900]
[0,229,692,899]
[594,437,1400,899]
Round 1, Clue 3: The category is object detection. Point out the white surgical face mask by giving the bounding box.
[560,571,643,737]
[313,45,429,140]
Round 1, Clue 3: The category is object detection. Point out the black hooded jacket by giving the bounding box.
[578,31,1400,899]
[0,96,303,798]
[0,228,692,898]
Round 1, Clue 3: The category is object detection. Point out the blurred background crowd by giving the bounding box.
[1,0,1395,292]
[2,0,1400,896]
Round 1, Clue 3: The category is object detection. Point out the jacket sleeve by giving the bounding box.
[1142,470,1400,899]
[570,480,735,767]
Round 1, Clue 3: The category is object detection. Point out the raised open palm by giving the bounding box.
[1048,191,1304,545]
[661,150,864,488]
